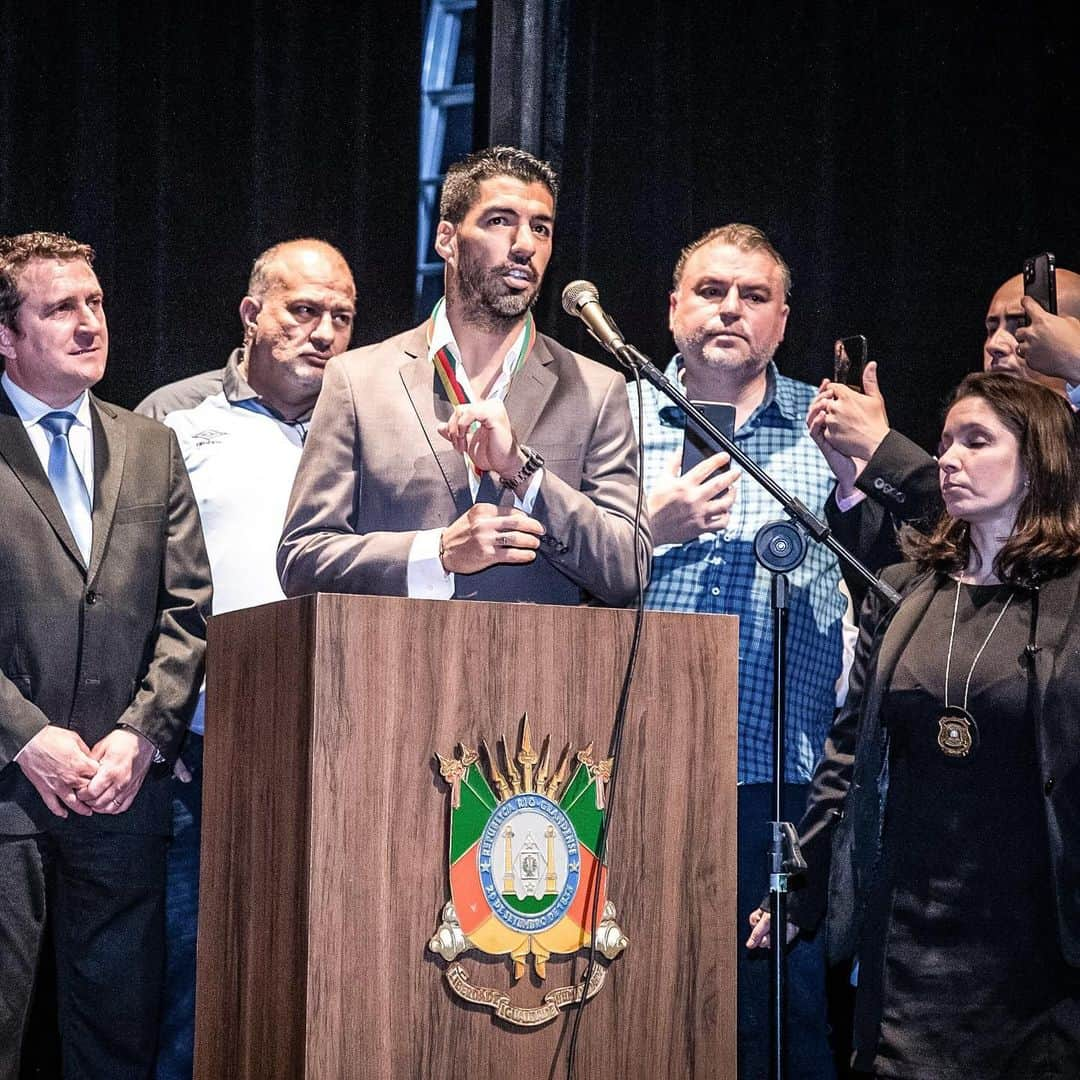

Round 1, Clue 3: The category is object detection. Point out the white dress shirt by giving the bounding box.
[1,371,95,504]
[406,304,542,600]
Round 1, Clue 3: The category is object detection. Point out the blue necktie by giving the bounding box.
[39,411,92,562]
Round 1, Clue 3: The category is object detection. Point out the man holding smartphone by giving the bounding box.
[808,265,1080,608]
[628,224,847,1080]
[1016,274,1080,387]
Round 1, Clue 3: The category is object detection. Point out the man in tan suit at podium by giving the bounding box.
[278,145,647,606]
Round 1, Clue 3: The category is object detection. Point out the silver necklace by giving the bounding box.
[938,576,1014,760]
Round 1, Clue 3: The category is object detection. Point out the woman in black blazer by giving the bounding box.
[750,372,1080,1078]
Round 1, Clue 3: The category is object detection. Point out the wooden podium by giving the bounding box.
[195,594,738,1079]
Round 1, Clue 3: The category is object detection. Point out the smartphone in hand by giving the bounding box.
[681,401,736,477]
[833,334,868,389]
[1023,252,1057,316]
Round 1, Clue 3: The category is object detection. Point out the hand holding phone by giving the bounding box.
[1023,252,1057,316]
[1016,251,1080,383]
[644,401,740,546]
[681,401,736,477]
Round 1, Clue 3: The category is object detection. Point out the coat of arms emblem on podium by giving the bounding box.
[429,716,628,1026]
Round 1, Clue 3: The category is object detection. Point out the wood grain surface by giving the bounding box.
[196,594,738,1079]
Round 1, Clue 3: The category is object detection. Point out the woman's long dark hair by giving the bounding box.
[902,372,1080,583]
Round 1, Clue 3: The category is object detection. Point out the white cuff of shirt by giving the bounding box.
[407,528,454,600]
[833,487,867,513]
[1066,382,1080,409]
[514,468,544,513]
[406,468,543,601]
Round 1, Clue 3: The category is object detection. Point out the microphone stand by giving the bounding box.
[755,527,809,1080]
[606,338,899,1080]
[611,341,900,607]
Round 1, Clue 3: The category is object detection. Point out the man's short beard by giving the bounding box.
[452,255,540,332]
[681,328,777,375]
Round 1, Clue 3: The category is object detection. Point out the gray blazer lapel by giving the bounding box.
[848,568,938,882]
[398,335,473,517]
[86,397,126,586]
[503,336,557,447]
[473,338,559,508]
[0,387,86,569]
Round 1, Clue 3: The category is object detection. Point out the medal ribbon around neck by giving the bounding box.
[427,299,536,478]
[939,576,1015,759]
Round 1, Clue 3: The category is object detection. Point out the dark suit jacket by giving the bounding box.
[277,324,649,606]
[0,388,211,836]
[790,561,1080,968]
[826,430,943,610]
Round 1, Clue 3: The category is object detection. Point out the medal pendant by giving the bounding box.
[937,705,978,759]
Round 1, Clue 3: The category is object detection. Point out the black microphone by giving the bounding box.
[561,280,627,355]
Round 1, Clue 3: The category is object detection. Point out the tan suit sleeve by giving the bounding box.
[527,369,650,606]
[277,356,418,597]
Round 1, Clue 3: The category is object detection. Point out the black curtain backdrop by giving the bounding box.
[529,0,1080,451]
[0,2,1075,1073]
[0,0,420,409]
[4,2,1075,447]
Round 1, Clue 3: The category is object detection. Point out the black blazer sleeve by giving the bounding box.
[825,430,945,610]
[825,491,900,612]
[855,428,944,528]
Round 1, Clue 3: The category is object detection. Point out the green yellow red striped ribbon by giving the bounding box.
[427,298,536,477]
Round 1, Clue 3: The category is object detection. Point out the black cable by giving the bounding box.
[564,367,649,1078]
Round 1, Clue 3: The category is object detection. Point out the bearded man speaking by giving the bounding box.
[278,146,648,606]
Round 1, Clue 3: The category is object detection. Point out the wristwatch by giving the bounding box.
[500,444,545,490]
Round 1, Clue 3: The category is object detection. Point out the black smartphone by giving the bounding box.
[1023,252,1057,315]
[681,401,736,477]
[833,334,868,389]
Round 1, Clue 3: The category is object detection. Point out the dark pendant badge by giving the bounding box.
[937,706,978,760]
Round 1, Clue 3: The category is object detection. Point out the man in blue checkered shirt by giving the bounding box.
[628,224,846,1079]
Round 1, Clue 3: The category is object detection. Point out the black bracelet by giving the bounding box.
[500,444,545,490]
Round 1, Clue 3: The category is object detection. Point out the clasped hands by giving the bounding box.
[435,400,545,574]
[18,724,156,819]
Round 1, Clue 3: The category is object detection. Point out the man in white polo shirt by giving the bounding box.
[135,237,356,1080]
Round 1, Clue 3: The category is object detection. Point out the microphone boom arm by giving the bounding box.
[613,341,900,607]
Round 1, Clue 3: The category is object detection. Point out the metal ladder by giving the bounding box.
[416,0,477,317]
